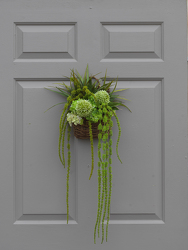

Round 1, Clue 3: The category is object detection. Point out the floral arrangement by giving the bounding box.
[46,65,131,243]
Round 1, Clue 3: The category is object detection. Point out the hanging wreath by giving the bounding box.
[46,65,131,243]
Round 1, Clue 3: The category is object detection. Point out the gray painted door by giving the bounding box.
[0,0,187,249]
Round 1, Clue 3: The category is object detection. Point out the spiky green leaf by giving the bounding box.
[44,102,66,112]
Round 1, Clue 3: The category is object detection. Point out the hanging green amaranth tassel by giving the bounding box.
[66,125,71,224]
[106,128,113,241]
[61,120,68,168]
[58,106,68,166]
[94,161,101,244]
[88,121,94,180]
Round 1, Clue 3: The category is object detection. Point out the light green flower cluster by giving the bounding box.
[67,113,83,127]
[95,90,110,104]
[75,99,93,117]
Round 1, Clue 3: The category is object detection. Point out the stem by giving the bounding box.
[112,110,122,164]
[94,167,101,244]
[98,167,105,238]
[58,111,65,165]
[106,166,112,242]
[59,109,69,166]
[66,125,71,224]
[88,121,94,180]
[106,129,113,241]
[61,121,68,168]
[101,169,108,244]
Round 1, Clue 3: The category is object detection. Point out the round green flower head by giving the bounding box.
[75,99,93,117]
[95,90,110,104]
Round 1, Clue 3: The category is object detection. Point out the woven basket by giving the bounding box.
[73,119,100,139]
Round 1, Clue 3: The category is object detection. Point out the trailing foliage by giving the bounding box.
[88,121,94,180]
[66,125,71,223]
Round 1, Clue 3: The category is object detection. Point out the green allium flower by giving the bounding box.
[75,99,93,117]
[95,90,110,104]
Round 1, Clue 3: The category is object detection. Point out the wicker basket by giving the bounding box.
[73,119,100,139]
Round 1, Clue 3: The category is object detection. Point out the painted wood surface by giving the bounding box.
[0,0,187,249]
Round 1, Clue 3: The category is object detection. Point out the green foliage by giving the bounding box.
[45,65,131,244]
[94,103,114,244]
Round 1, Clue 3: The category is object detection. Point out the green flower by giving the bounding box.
[75,99,93,117]
[95,90,110,104]
[67,113,83,126]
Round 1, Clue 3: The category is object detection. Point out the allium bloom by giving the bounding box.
[75,99,93,117]
[95,90,110,104]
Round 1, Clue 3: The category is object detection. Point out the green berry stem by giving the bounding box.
[61,121,68,168]
[88,121,94,180]
[101,169,108,244]
[94,136,102,242]
[106,129,113,241]
[106,166,112,242]
[94,167,101,244]
[58,110,66,165]
[85,88,97,102]
[97,125,105,237]
[98,166,105,238]
[100,116,108,242]
[101,124,108,243]
[59,108,69,166]
[66,125,71,224]
[111,110,122,164]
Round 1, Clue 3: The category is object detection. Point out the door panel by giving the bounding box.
[101,23,162,60]
[0,1,187,249]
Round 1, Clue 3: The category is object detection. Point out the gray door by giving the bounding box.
[0,0,187,249]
